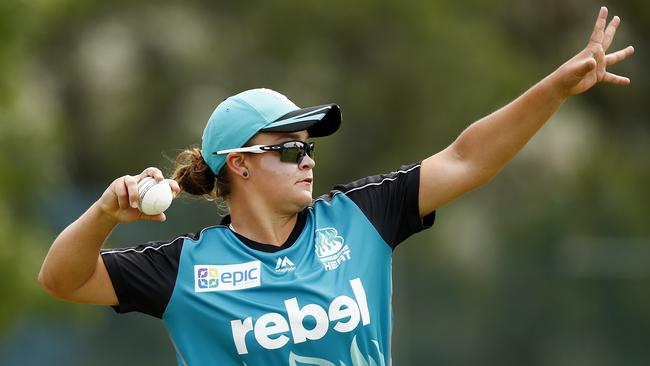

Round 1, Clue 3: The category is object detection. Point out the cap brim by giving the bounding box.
[260,104,341,137]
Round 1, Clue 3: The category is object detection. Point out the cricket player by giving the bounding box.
[39,7,634,365]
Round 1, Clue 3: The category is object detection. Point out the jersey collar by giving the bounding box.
[219,209,308,253]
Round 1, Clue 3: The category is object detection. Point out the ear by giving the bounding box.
[225,153,249,179]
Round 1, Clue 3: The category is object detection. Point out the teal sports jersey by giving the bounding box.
[102,162,435,365]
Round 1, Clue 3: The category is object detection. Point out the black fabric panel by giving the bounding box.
[319,162,435,250]
[101,234,189,318]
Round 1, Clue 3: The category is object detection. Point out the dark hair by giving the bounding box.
[172,147,231,200]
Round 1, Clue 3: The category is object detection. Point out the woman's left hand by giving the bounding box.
[552,6,634,97]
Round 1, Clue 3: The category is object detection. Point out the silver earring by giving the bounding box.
[243,170,249,178]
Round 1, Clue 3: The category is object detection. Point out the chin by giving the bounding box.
[276,186,313,213]
[298,194,313,208]
[295,191,313,209]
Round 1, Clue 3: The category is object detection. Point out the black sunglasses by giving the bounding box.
[214,140,315,164]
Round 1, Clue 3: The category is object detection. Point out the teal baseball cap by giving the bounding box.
[201,88,341,175]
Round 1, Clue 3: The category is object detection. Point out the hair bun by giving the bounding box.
[172,148,217,197]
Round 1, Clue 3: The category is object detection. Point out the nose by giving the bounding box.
[299,154,315,170]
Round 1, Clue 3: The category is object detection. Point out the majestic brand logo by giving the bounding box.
[194,261,261,292]
[314,227,351,271]
[230,278,370,355]
[275,256,296,273]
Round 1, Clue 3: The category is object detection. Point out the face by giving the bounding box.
[243,131,315,213]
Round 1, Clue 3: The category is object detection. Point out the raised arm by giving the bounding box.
[419,6,634,216]
[38,168,180,305]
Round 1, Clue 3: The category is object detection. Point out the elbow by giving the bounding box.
[37,268,57,298]
[38,267,68,300]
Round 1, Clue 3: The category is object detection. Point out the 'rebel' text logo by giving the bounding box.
[314,227,351,271]
[194,261,261,292]
[230,278,370,355]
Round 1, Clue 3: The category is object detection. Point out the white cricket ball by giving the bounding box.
[137,177,174,215]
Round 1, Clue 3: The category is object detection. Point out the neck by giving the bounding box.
[228,197,299,247]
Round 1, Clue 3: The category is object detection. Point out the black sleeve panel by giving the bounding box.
[327,162,435,250]
[101,235,186,318]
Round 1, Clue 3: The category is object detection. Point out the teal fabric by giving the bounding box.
[163,193,394,366]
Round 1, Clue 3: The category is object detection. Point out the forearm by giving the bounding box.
[450,73,567,181]
[38,201,118,296]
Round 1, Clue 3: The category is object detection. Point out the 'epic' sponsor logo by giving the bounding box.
[194,261,261,292]
[230,278,370,355]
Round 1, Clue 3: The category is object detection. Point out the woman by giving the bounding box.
[39,7,633,365]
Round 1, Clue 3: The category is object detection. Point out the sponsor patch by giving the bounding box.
[195,261,261,292]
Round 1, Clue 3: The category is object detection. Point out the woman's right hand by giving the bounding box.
[97,167,181,224]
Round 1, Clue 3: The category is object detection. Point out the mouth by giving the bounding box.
[297,177,313,185]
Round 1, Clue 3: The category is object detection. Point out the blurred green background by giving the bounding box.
[1,0,648,365]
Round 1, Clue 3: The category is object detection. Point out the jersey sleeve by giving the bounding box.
[100,235,185,318]
[330,162,435,250]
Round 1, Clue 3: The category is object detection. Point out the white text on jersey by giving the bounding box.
[230,278,370,355]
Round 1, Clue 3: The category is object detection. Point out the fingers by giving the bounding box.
[583,7,632,87]
[113,177,131,210]
[124,175,140,209]
[111,174,142,210]
[603,73,630,85]
[135,167,180,198]
[117,168,168,210]
[602,72,630,85]
[589,6,608,45]
[606,46,635,66]
[140,213,167,222]
[107,167,174,223]
[165,178,182,197]
[138,167,165,182]
[602,15,620,51]
[132,167,165,207]
[573,57,597,78]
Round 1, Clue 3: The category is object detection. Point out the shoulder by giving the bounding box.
[311,162,431,250]
[101,224,228,258]
[314,162,422,204]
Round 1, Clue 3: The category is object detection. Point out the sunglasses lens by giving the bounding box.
[307,142,314,160]
[280,148,300,163]
[279,142,314,163]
